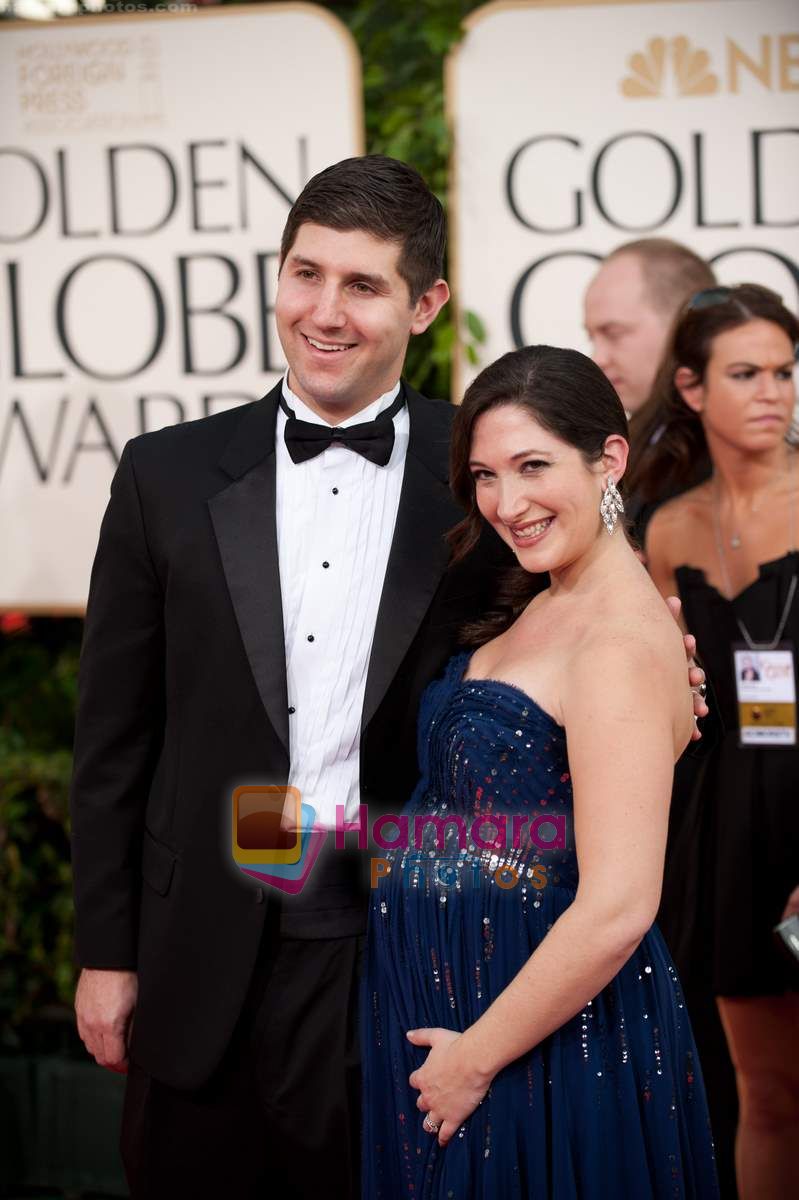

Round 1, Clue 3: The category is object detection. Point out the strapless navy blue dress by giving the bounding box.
[362,651,719,1199]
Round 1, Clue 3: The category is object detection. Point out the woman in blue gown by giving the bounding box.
[362,346,719,1199]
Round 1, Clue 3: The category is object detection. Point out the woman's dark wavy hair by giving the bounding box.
[626,283,799,504]
[449,344,628,646]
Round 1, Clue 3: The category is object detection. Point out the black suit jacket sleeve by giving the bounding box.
[70,441,166,970]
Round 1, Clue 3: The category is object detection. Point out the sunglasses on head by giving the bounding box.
[687,282,785,312]
[687,286,733,311]
[685,284,799,360]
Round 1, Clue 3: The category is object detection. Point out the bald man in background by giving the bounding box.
[584,237,716,416]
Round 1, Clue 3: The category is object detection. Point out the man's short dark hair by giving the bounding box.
[607,237,716,317]
[280,155,445,304]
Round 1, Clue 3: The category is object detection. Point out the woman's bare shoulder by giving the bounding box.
[647,484,711,535]
[572,567,687,680]
[565,604,692,745]
[645,487,712,575]
[590,602,684,660]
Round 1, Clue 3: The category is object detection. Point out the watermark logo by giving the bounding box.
[232,785,302,864]
[231,785,328,895]
[230,793,568,898]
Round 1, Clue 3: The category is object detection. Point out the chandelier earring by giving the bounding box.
[600,477,624,535]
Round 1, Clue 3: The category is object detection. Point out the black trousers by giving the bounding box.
[121,919,364,1199]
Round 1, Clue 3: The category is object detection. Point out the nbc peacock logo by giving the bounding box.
[621,36,720,98]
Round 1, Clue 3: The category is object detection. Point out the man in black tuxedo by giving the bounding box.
[71,155,706,1198]
[70,155,509,1198]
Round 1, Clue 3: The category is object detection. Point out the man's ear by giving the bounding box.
[674,365,704,414]
[601,434,629,482]
[410,279,450,335]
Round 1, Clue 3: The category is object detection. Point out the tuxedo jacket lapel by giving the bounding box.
[208,381,460,751]
[362,386,461,731]
[208,385,290,757]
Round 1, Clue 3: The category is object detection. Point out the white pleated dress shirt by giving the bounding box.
[275,375,408,827]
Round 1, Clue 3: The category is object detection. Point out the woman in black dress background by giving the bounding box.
[629,285,799,1200]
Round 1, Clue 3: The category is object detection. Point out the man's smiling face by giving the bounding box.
[276,223,435,422]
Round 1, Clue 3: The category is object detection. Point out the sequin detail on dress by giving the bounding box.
[362,651,719,1199]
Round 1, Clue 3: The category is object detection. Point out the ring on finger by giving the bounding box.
[423,1115,440,1134]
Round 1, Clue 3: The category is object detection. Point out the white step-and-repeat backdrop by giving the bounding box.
[0,3,362,610]
[3,0,796,608]
[449,0,799,395]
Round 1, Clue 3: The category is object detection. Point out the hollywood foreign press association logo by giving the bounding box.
[621,36,720,98]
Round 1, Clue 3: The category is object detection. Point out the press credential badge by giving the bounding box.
[734,644,797,746]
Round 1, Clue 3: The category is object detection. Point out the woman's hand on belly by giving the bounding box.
[407,1026,491,1147]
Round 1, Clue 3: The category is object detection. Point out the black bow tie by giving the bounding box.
[280,392,405,467]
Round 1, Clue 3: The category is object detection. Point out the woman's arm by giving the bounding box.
[409,635,693,1144]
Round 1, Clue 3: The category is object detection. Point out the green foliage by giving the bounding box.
[344,0,468,192]
[335,0,487,397]
[0,622,82,1037]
